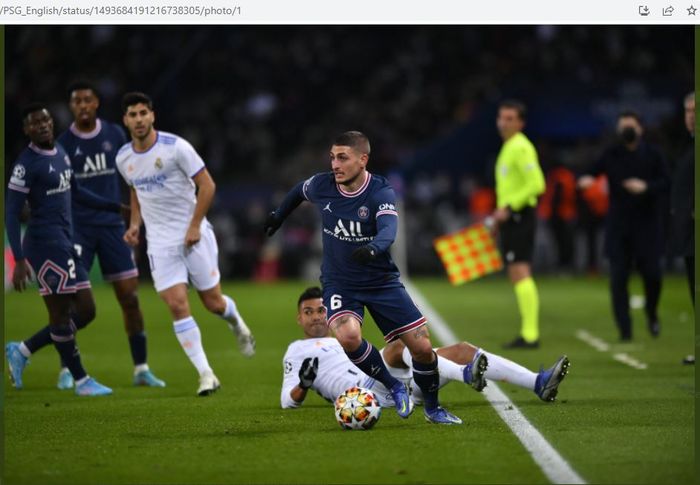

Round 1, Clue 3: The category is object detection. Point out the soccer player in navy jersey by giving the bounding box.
[5,104,118,396]
[51,81,165,389]
[265,131,462,424]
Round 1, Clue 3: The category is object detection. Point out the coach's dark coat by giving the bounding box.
[590,141,670,259]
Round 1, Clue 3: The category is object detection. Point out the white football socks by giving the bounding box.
[18,342,32,358]
[173,316,212,375]
[221,295,244,325]
[482,350,537,390]
[401,344,538,390]
[401,346,465,382]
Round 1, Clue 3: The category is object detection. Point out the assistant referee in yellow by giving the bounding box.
[491,100,545,349]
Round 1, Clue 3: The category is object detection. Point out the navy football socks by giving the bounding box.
[412,352,440,411]
[128,331,148,366]
[345,339,400,390]
[50,322,87,381]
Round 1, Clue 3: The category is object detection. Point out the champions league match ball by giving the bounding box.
[334,386,382,430]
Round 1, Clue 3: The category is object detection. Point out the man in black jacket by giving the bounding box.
[579,111,670,341]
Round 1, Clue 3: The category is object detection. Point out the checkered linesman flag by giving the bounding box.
[433,222,503,285]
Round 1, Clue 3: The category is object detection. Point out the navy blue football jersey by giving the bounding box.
[7,143,76,244]
[57,119,127,226]
[302,171,401,289]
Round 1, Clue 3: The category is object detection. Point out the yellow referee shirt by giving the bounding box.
[495,132,545,211]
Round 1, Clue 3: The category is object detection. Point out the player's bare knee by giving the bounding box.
[406,333,435,364]
[116,289,140,313]
[332,316,362,350]
[410,345,435,364]
[74,301,96,326]
[203,294,226,315]
[161,294,190,319]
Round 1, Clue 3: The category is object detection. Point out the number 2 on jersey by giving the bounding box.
[67,258,76,279]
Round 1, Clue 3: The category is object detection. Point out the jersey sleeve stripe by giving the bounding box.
[376,210,398,218]
[8,183,30,193]
[190,166,206,178]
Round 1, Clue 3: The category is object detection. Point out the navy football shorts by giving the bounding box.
[73,224,138,282]
[323,283,427,343]
[24,239,90,296]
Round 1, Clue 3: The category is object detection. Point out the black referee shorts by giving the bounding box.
[499,206,536,264]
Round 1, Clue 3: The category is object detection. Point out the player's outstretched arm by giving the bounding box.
[265,180,307,237]
[291,357,319,404]
[71,173,122,212]
[186,168,216,247]
[281,356,319,408]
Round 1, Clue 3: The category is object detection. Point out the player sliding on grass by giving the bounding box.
[116,92,255,396]
[281,287,570,409]
[268,131,459,424]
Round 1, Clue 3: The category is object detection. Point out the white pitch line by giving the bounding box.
[575,329,648,370]
[612,353,648,370]
[574,329,610,352]
[404,280,586,485]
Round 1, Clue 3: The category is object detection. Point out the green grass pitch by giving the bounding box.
[3,276,695,484]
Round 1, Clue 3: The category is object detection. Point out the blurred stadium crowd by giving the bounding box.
[5,26,693,279]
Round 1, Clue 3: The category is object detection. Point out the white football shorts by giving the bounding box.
[147,222,221,293]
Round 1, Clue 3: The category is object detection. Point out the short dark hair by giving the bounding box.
[68,80,100,100]
[122,91,154,114]
[617,110,643,125]
[499,99,527,121]
[298,286,322,308]
[333,131,371,155]
[21,102,50,122]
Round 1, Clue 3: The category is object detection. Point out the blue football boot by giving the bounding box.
[463,350,488,392]
[57,368,74,390]
[534,355,570,402]
[6,342,29,389]
[133,369,166,387]
[390,382,414,418]
[424,406,463,425]
[75,377,113,396]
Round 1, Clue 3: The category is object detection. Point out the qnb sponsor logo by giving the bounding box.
[46,170,73,195]
[378,203,396,211]
[76,153,116,179]
[133,174,168,192]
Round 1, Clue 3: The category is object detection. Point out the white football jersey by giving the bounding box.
[281,337,411,409]
[116,131,209,250]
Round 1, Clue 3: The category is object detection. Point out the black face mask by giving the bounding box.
[620,127,638,144]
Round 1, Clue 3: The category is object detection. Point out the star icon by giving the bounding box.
[688,5,697,15]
